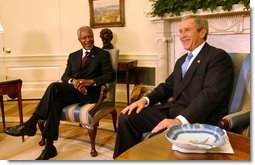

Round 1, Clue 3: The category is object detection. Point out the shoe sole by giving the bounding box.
[4,130,36,137]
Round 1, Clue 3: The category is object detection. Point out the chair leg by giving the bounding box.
[38,119,46,146]
[111,109,117,132]
[87,123,98,157]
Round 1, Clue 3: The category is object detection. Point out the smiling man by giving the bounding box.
[113,15,234,159]
[4,26,116,160]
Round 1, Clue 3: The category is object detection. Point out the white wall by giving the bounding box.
[0,0,158,56]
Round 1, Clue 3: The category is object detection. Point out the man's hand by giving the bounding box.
[72,79,94,87]
[78,79,94,86]
[71,79,89,95]
[151,118,182,133]
[77,85,87,95]
[121,97,147,115]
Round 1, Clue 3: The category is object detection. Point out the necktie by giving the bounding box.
[82,51,89,64]
[182,53,193,77]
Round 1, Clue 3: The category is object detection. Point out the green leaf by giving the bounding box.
[149,0,250,17]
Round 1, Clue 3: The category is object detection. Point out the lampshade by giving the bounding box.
[0,23,4,33]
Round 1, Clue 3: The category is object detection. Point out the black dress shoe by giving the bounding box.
[36,146,57,160]
[4,124,36,136]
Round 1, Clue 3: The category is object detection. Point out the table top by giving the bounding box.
[118,59,138,71]
[0,75,21,85]
[118,59,138,63]
[116,131,250,160]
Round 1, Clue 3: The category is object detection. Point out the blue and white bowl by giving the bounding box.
[165,123,228,151]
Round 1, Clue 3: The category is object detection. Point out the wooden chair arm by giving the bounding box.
[88,85,108,117]
[218,110,250,130]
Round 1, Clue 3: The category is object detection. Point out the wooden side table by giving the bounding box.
[118,59,138,105]
[0,76,24,141]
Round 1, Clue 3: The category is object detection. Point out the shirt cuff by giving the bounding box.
[68,78,73,84]
[176,115,189,124]
[143,96,150,107]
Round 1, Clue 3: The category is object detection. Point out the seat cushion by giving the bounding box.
[60,103,96,125]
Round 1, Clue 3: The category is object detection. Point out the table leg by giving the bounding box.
[126,70,130,105]
[134,66,139,85]
[17,91,24,141]
[0,96,6,129]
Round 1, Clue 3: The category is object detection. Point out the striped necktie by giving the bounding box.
[182,53,193,77]
[82,51,89,64]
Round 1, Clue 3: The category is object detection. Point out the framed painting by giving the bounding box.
[89,0,125,28]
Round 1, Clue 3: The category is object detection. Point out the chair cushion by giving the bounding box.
[60,103,96,125]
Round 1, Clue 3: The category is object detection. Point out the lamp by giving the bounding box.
[0,23,4,33]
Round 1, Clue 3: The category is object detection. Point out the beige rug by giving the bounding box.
[0,121,116,160]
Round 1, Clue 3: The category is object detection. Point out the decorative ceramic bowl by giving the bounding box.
[165,123,228,152]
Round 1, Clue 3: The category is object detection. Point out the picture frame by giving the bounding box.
[89,0,125,28]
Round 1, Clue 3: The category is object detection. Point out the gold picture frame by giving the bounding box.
[89,0,125,28]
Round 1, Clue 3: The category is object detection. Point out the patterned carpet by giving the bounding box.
[0,100,122,160]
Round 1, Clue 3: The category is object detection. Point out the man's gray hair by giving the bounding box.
[77,26,93,38]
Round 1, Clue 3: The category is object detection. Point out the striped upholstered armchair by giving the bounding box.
[37,49,119,157]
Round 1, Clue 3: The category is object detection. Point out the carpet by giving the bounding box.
[0,121,116,160]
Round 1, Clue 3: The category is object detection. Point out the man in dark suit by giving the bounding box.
[113,15,234,159]
[4,26,116,160]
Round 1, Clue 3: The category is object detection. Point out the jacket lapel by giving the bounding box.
[176,43,209,97]
[77,49,83,68]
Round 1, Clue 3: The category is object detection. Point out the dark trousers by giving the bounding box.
[113,104,172,159]
[33,82,99,140]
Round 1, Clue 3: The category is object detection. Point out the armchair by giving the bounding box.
[218,53,250,137]
[38,49,119,157]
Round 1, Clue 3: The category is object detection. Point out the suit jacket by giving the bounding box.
[147,43,234,125]
[61,46,116,99]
